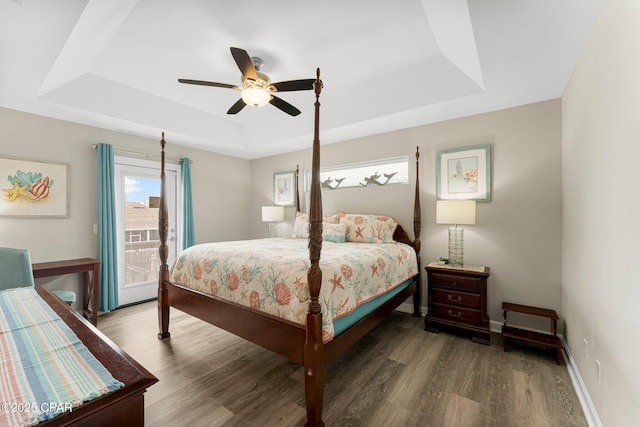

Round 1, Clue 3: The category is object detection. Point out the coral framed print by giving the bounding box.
[436,144,491,202]
[273,170,296,207]
[0,157,70,217]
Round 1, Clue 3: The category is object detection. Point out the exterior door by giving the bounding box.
[114,156,179,306]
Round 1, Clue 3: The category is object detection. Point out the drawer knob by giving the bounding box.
[447,295,463,303]
[453,281,458,285]
[448,310,462,318]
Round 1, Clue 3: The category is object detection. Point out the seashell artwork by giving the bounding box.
[25,176,51,201]
[2,172,52,202]
[0,158,68,218]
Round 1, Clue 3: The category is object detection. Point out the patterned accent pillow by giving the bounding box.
[292,212,308,238]
[338,212,398,243]
[292,212,340,238]
[322,222,347,243]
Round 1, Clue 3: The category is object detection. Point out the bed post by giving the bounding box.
[295,164,301,212]
[304,68,325,427]
[413,146,422,317]
[158,133,171,339]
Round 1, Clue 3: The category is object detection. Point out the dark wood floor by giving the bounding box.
[98,302,587,427]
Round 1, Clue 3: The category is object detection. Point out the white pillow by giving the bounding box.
[291,212,340,238]
[322,222,347,243]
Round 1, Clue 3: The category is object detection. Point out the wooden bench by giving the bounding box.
[501,302,562,365]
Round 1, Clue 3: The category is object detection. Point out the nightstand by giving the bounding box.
[424,263,490,345]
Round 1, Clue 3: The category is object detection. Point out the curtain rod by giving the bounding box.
[91,144,192,164]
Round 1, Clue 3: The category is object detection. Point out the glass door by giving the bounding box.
[114,157,179,306]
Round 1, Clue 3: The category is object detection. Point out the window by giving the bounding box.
[305,156,409,191]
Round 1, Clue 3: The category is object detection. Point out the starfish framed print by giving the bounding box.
[0,157,69,218]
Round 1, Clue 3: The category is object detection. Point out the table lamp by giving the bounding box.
[262,206,284,238]
[436,200,476,267]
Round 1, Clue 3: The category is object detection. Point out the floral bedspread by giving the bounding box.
[169,238,418,342]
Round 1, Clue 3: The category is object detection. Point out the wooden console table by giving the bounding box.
[33,258,100,326]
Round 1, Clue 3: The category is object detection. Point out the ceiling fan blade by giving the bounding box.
[271,79,316,92]
[230,47,258,81]
[227,98,247,115]
[269,96,301,116]
[178,79,237,89]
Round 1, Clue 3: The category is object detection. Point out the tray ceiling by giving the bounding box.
[0,0,603,159]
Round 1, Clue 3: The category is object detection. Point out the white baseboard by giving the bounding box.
[561,336,603,427]
[489,319,502,333]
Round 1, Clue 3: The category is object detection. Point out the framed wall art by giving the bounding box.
[436,144,491,202]
[0,157,70,217]
[273,170,296,207]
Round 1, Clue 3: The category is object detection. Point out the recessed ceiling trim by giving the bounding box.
[421,0,484,90]
[38,0,140,97]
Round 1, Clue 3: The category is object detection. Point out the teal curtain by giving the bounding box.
[180,158,194,249]
[96,144,119,311]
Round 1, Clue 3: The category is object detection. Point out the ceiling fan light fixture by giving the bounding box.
[241,87,271,107]
[179,47,312,115]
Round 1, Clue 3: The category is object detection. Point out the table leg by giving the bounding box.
[83,272,90,319]
[92,265,99,326]
[82,267,99,326]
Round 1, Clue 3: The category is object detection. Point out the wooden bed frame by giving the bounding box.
[157,69,422,427]
[35,287,157,426]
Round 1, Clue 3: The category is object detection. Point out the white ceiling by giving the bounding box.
[0,0,603,159]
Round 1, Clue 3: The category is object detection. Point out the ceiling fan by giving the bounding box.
[178,47,315,116]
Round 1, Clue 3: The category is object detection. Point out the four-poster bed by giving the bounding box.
[157,69,422,427]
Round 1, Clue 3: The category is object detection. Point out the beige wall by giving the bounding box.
[1,96,564,335]
[0,107,251,304]
[251,99,563,326]
[562,0,640,425]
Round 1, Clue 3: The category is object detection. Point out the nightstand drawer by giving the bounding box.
[431,288,480,308]
[430,272,480,292]
[431,303,481,324]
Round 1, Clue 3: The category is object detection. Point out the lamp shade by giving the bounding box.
[436,200,476,225]
[262,206,284,222]
[242,88,271,107]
